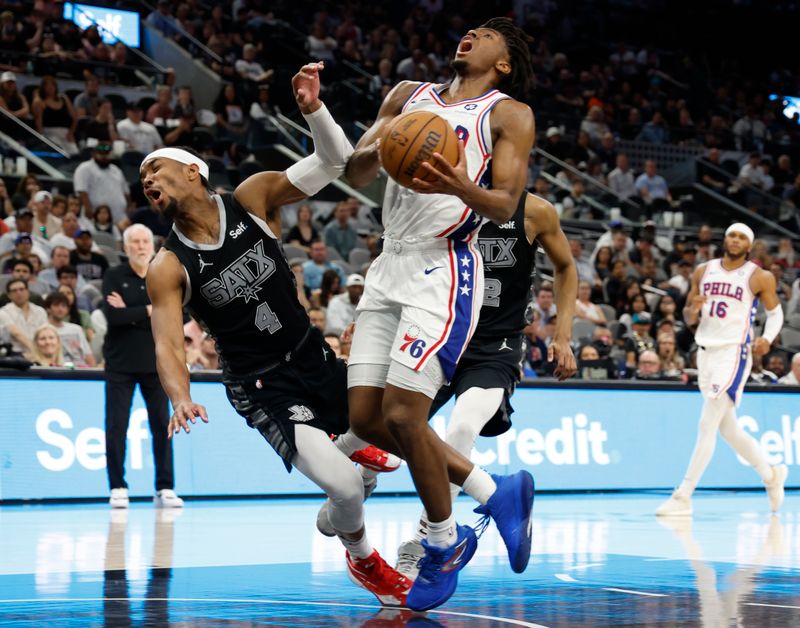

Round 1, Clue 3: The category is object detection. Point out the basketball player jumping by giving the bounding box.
[395,192,578,578]
[657,223,788,517]
[145,63,412,605]
[345,18,537,610]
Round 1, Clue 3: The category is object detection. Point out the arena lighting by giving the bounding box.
[62,2,141,48]
[769,94,800,125]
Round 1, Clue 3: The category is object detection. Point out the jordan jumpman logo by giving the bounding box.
[198,254,213,273]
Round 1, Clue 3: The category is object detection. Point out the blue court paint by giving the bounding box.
[0,492,798,626]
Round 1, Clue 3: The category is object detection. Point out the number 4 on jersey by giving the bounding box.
[255,301,283,333]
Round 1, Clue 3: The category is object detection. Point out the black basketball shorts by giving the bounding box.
[223,327,350,471]
[429,333,524,437]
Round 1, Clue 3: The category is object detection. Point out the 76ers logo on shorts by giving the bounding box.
[400,325,427,359]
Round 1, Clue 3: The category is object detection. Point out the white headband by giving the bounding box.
[140,148,209,181]
[725,222,754,244]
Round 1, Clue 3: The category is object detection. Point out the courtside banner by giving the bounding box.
[1,375,798,500]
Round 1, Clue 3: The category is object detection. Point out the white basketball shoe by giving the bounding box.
[765,465,789,513]
[154,489,184,508]
[109,488,129,509]
[656,490,693,517]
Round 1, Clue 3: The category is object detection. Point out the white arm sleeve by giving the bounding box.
[761,304,784,344]
[285,153,341,197]
[302,102,353,172]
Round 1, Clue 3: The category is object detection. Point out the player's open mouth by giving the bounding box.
[456,38,473,55]
[147,189,163,206]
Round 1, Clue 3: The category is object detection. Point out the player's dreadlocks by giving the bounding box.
[480,17,534,100]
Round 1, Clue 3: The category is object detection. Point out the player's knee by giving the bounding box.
[446,419,478,446]
[328,470,364,509]
[383,404,427,441]
[347,372,385,439]
[348,411,373,440]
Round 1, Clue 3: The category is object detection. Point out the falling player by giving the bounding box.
[395,191,578,578]
[144,63,411,605]
[345,17,537,610]
[657,223,788,517]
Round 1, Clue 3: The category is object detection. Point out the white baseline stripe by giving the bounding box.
[0,598,549,627]
[603,588,667,598]
[555,574,578,582]
[745,602,800,610]
[567,562,604,571]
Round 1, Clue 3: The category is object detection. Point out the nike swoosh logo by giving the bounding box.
[424,266,444,274]
[441,538,468,572]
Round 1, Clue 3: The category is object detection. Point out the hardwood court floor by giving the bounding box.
[0,491,798,626]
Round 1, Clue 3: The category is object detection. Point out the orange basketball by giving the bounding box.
[380,110,459,188]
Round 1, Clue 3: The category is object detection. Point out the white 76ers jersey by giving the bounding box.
[381,82,511,242]
[694,259,759,348]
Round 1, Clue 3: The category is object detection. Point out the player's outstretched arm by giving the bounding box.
[683,265,708,329]
[235,62,355,236]
[344,81,420,188]
[411,99,535,224]
[526,194,577,380]
[147,250,208,437]
[751,268,783,357]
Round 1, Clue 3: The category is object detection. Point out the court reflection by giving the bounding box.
[658,515,787,627]
[102,509,177,627]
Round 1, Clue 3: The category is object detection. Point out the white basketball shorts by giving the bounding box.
[697,343,752,407]
[348,236,483,388]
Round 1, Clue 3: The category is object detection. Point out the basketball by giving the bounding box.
[380,110,459,188]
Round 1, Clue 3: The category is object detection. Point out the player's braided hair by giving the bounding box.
[480,17,534,100]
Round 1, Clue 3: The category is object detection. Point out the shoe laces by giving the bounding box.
[416,546,447,582]
[396,550,420,572]
[357,554,409,590]
[375,556,411,591]
[472,513,491,540]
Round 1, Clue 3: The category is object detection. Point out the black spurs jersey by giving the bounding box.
[473,193,536,340]
[164,193,309,376]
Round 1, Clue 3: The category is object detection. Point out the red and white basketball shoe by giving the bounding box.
[346,550,413,606]
[350,445,402,473]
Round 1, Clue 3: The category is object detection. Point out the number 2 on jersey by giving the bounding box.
[483,277,502,307]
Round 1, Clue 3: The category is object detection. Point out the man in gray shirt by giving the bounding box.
[73,144,132,225]
[323,201,359,260]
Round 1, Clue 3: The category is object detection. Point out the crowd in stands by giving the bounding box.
[524,220,800,383]
[0,3,138,84]
[1,176,798,385]
[0,0,798,384]
[132,0,800,225]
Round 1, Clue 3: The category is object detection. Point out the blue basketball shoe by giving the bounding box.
[405,524,477,611]
[473,470,534,573]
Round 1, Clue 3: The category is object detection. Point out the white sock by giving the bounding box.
[339,531,373,559]
[412,512,429,542]
[333,430,370,458]
[427,514,457,548]
[462,466,497,505]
